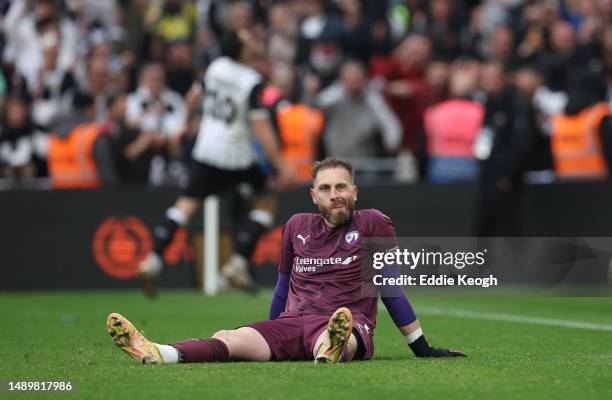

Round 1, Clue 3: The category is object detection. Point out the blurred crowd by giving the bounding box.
[1,0,612,190]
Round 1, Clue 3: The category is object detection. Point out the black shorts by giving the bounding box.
[182,160,267,199]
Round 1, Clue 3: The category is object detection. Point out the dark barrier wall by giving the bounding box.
[2,183,612,290]
[275,182,612,236]
[0,187,196,290]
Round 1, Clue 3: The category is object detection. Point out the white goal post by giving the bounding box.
[203,195,220,296]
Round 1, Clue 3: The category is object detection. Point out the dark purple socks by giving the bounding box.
[172,338,230,363]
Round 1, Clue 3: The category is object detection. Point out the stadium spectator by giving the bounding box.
[126,63,186,185]
[0,0,610,188]
[267,2,298,64]
[0,93,40,183]
[550,70,610,180]
[419,60,483,183]
[226,0,257,33]
[336,0,387,63]
[296,2,348,96]
[460,4,484,59]
[0,65,29,104]
[2,0,78,90]
[476,0,518,38]
[293,0,329,66]
[80,49,113,123]
[413,0,463,60]
[106,93,153,184]
[541,20,584,92]
[371,34,434,152]
[144,0,197,44]
[165,40,197,96]
[126,63,186,136]
[474,62,535,236]
[516,25,546,67]
[30,36,77,130]
[513,65,554,176]
[485,25,520,70]
[65,0,120,33]
[47,92,117,188]
[424,59,451,103]
[315,60,401,160]
[267,63,324,183]
[114,0,148,68]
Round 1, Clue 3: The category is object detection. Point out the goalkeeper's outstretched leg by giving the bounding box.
[107,308,368,365]
[107,312,272,364]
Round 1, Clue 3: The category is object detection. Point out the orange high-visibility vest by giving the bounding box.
[276,103,324,181]
[551,103,610,179]
[48,123,101,189]
[424,99,484,158]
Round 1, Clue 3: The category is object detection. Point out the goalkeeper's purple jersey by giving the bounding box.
[278,209,398,329]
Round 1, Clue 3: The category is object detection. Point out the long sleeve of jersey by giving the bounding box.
[269,272,290,320]
[270,216,296,319]
[380,263,418,327]
[367,210,418,328]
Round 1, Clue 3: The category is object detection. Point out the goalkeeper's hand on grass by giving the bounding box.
[409,335,467,358]
[428,347,467,357]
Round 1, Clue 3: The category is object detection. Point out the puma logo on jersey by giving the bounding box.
[297,234,310,245]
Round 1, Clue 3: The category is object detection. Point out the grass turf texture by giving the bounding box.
[1,290,611,399]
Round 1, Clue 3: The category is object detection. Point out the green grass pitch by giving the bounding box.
[1,290,611,399]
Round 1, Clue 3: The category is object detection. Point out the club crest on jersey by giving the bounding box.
[345,231,360,245]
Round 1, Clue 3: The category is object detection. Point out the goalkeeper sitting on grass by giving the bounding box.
[107,157,466,363]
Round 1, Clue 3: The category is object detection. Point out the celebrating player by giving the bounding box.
[138,28,295,293]
[108,157,466,364]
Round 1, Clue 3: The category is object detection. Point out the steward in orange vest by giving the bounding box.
[551,102,610,179]
[48,122,102,188]
[271,100,324,182]
[48,93,117,189]
[550,71,611,179]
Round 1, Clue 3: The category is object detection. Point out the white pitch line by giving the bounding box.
[416,306,612,332]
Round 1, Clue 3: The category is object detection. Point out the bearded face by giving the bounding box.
[310,167,358,227]
[316,193,355,226]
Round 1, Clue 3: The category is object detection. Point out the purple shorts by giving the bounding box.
[245,313,374,361]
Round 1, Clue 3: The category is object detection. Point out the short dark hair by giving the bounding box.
[311,157,354,181]
[220,30,243,60]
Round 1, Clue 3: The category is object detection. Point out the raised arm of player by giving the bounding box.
[370,210,467,358]
[250,114,285,172]
[248,84,296,187]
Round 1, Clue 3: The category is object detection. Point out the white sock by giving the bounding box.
[156,344,180,363]
[166,207,188,226]
[249,209,274,228]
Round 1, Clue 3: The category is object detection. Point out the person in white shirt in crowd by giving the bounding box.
[30,35,78,130]
[2,0,78,90]
[125,63,186,186]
